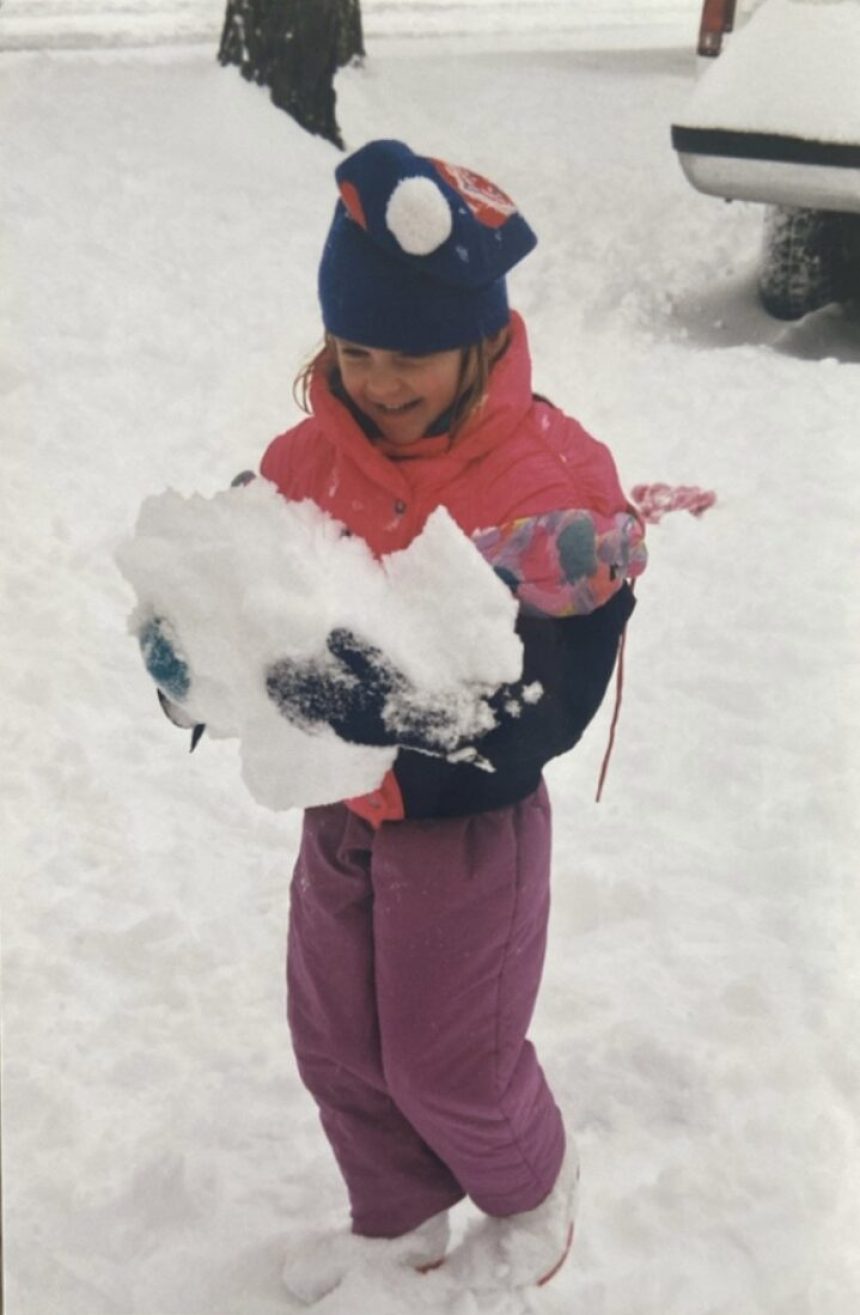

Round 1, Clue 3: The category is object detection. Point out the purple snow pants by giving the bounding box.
[286,780,566,1239]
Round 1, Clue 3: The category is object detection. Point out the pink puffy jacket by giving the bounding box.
[260,312,644,823]
[262,314,635,558]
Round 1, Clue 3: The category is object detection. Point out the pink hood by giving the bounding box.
[261,313,633,557]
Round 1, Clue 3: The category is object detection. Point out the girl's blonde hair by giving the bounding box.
[293,328,510,442]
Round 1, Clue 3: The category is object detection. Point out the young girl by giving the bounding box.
[255,139,646,1301]
[146,138,646,1301]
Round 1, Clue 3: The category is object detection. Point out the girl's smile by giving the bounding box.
[332,339,465,445]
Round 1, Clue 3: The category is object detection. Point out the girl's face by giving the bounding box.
[332,338,464,446]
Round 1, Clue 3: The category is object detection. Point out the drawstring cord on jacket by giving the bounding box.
[595,482,717,801]
[595,618,628,803]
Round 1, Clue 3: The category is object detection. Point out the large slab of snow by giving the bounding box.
[116,486,521,810]
[3,30,860,1315]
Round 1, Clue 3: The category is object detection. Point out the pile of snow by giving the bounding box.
[115,481,521,810]
[675,0,860,143]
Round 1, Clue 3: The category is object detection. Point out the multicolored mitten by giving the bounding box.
[473,508,647,617]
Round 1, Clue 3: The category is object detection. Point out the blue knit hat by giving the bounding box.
[318,139,537,354]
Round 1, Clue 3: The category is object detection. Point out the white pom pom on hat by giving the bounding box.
[385,176,453,256]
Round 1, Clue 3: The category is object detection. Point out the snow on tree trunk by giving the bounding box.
[218,0,364,150]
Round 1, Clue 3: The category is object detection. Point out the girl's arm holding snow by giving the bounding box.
[383,582,637,817]
[453,503,644,779]
[264,499,646,766]
[258,486,645,814]
[474,581,636,766]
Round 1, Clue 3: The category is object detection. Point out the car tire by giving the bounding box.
[758,206,859,321]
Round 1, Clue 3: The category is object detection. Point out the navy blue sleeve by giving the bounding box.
[390,584,636,817]
[475,582,635,769]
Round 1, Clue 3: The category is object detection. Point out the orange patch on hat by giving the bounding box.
[431,159,518,229]
[339,179,368,229]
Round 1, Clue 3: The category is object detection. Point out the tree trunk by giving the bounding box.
[218,0,364,150]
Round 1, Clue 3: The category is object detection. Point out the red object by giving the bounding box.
[338,178,368,229]
[594,481,717,798]
[631,482,717,524]
[538,1222,575,1287]
[345,768,405,826]
[431,158,518,228]
[595,623,628,804]
[697,0,738,57]
[415,1258,445,1275]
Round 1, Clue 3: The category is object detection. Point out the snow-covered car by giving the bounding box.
[671,0,860,319]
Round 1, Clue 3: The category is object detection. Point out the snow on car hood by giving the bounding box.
[675,0,860,145]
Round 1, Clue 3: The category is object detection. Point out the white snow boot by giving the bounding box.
[282,1209,450,1305]
[448,1149,580,1291]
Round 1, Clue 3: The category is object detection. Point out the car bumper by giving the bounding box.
[671,126,860,214]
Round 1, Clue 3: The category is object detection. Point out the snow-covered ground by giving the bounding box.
[0,0,698,53]
[3,24,860,1315]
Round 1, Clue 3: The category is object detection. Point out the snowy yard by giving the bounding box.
[3,21,860,1315]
